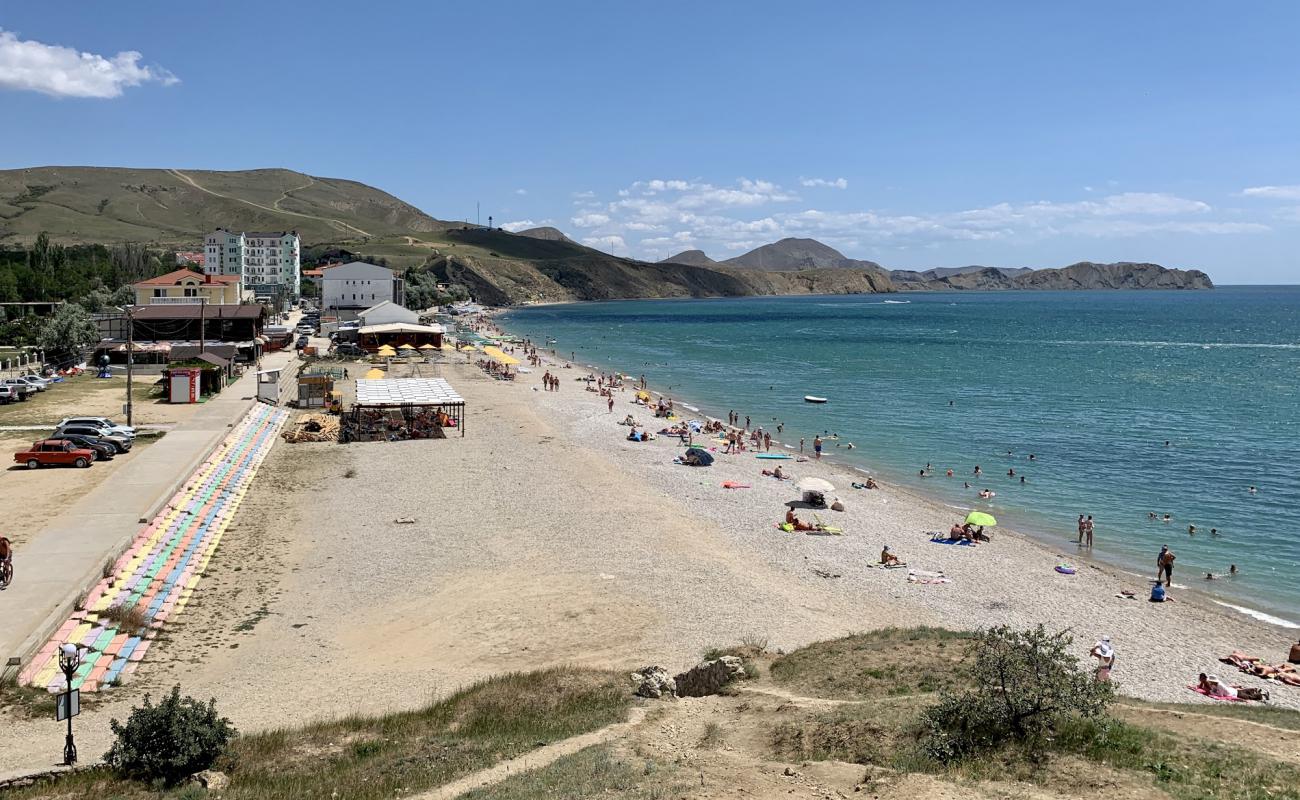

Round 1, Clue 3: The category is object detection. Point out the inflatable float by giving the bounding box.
[804,396,828,404]
[1054,564,1077,575]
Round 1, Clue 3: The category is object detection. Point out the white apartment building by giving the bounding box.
[321,262,406,319]
[203,228,301,296]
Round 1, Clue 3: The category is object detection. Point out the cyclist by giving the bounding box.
[0,535,12,587]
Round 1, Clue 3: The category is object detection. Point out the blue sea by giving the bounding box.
[500,287,1300,625]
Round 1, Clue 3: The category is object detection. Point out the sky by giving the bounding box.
[2,1,1299,283]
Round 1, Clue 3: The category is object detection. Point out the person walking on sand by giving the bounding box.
[607,396,614,413]
[1090,637,1115,682]
[1085,515,1094,547]
[764,431,772,451]
[814,435,823,459]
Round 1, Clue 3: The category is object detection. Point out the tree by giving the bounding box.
[919,625,1113,763]
[105,686,235,785]
[37,302,100,360]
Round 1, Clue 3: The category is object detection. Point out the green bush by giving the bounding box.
[919,625,1112,763]
[104,686,236,785]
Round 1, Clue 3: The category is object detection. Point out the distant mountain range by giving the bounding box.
[0,166,1212,302]
[663,238,1212,291]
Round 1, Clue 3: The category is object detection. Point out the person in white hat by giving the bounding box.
[1090,636,1116,682]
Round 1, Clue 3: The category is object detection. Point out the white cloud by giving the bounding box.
[500,219,537,232]
[0,29,178,98]
[571,213,611,228]
[566,179,1268,260]
[1240,185,1300,200]
[514,188,527,196]
[800,177,849,189]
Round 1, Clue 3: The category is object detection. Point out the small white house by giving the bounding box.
[357,300,417,326]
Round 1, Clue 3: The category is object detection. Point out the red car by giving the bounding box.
[14,439,95,469]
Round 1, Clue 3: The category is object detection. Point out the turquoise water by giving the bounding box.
[501,287,1300,624]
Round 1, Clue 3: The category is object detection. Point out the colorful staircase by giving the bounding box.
[20,404,289,692]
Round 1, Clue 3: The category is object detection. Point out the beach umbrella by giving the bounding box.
[684,447,714,466]
[965,511,997,527]
[796,477,835,494]
[419,343,437,351]
[398,343,416,351]
[364,368,385,379]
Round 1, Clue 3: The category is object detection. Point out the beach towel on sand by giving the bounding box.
[907,568,950,584]
[866,561,908,569]
[929,535,977,547]
[1187,684,1245,702]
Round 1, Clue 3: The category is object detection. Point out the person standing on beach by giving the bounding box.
[1077,515,1086,544]
[1085,515,1094,547]
[1157,545,1176,587]
[799,437,805,454]
[745,415,751,430]
[814,435,823,459]
[607,396,614,413]
[1090,637,1115,682]
[764,432,772,451]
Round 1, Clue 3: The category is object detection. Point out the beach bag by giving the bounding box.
[1149,584,1166,602]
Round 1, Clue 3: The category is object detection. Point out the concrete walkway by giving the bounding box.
[0,346,298,668]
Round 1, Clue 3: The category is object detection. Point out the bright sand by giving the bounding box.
[1,355,1296,778]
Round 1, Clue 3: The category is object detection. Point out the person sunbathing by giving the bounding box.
[785,509,815,532]
[881,546,901,566]
[865,477,878,489]
[949,523,966,539]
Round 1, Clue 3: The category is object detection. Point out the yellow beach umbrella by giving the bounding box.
[364,368,386,379]
[419,343,437,351]
[398,343,416,351]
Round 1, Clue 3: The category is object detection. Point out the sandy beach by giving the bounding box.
[1,351,1297,778]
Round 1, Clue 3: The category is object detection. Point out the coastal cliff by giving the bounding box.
[890,262,1214,291]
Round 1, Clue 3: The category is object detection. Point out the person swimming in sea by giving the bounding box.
[1008,468,1015,477]
[1229,564,1238,575]
[1163,514,1172,523]
[1248,486,1258,494]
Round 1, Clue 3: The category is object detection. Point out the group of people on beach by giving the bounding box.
[540,371,562,391]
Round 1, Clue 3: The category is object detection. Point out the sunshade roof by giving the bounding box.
[355,378,464,406]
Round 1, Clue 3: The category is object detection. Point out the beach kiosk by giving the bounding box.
[256,367,284,405]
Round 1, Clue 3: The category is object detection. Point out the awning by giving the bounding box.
[355,378,464,406]
[482,346,520,366]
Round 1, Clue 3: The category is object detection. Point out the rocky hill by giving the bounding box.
[515,226,578,245]
[659,249,718,267]
[892,262,1213,291]
[722,237,887,273]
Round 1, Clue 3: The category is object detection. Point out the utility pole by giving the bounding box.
[125,306,135,427]
[199,297,206,355]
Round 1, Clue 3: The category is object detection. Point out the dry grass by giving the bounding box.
[769,626,971,700]
[99,602,151,635]
[0,667,632,800]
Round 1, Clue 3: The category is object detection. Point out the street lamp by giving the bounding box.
[57,643,81,765]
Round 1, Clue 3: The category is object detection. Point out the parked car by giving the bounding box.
[54,425,132,453]
[56,433,116,461]
[335,342,365,357]
[296,335,311,349]
[19,374,52,390]
[0,378,36,400]
[15,439,94,469]
[56,417,136,439]
[0,386,17,404]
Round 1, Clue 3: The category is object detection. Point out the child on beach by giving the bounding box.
[1090,637,1115,682]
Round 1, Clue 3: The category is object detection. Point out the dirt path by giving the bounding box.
[274,176,315,211]
[411,707,649,800]
[167,169,372,237]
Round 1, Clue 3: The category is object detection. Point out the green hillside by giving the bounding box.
[0,166,896,304]
[0,166,450,246]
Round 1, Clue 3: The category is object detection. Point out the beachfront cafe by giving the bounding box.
[342,377,466,441]
[357,322,444,353]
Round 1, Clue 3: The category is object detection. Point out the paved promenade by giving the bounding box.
[0,347,297,668]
